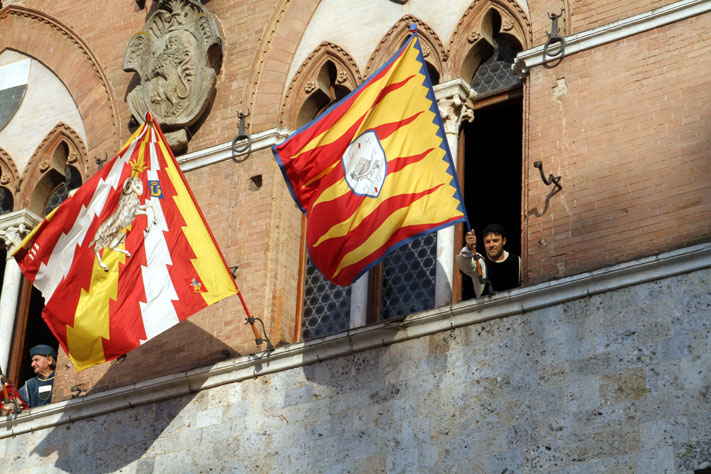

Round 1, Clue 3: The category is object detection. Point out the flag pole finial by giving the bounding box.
[409,23,417,33]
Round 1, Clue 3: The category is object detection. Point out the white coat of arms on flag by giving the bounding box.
[342,130,387,198]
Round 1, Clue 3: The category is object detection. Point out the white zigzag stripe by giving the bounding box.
[139,141,179,342]
[32,135,144,300]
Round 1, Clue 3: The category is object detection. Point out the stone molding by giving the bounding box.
[0,147,19,194]
[278,42,363,130]
[176,128,290,172]
[513,0,710,76]
[1,241,708,438]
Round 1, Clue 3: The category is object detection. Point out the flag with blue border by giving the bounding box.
[272,30,467,286]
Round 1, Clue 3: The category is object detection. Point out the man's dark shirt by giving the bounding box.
[483,253,520,294]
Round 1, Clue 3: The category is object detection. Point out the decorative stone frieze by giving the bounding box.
[123,0,223,152]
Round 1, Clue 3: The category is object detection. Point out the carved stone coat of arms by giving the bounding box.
[123,0,222,152]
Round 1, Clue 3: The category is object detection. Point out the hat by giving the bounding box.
[29,344,57,359]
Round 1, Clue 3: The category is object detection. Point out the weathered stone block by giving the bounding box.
[600,367,648,404]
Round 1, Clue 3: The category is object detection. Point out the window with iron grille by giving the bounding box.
[301,233,436,340]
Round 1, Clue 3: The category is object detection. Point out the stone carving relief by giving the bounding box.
[436,83,476,136]
[0,223,27,253]
[123,0,223,152]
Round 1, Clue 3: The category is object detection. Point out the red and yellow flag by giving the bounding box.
[272,31,467,286]
[13,114,237,371]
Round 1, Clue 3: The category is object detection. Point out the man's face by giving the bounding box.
[483,232,506,261]
[30,355,53,376]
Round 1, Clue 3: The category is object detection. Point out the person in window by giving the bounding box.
[18,344,56,408]
[456,223,521,298]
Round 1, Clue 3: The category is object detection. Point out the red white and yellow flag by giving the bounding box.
[13,114,237,371]
[272,31,467,286]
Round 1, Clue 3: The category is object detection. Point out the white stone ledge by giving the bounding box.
[513,0,710,76]
[1,242,709,438]
[176,128,291,172]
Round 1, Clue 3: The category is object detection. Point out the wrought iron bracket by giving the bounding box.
[232,112,252,161]
[534,161,563,191]
[246,316,275,352]
[543,9,566,59]
[95,152,108,170]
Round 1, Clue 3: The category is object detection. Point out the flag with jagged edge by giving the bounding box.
[272,30,467,286]
[13,113,238,371]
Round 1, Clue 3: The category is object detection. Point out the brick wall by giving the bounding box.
[525,14,711,285]
[571,0,678,33]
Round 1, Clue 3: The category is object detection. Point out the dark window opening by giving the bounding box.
[10,283,54,389]
[0,187,13,214]
[7,167,77,388]
[459,95,523,301]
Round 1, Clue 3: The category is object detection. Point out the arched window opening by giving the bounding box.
[43,165,82,216]
[455,10,524,302]
[296,61,353,128]
[471,11,523,97]
[0,187,14,215]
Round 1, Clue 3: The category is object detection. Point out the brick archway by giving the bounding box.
[0,6,120,161]
[242,0,322,134]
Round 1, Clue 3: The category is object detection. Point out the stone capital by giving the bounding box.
[434,79,476,136]
[0,209,41,254]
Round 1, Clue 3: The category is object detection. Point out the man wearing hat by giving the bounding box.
[18,344,56,408]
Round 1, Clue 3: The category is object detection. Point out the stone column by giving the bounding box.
[433,79,476,307]
[349,273,368,329]
[0,210,40,373]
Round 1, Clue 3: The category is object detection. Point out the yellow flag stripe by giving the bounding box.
[68,244,127,370]
[157,136,235,305]
[333,183,462,277]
